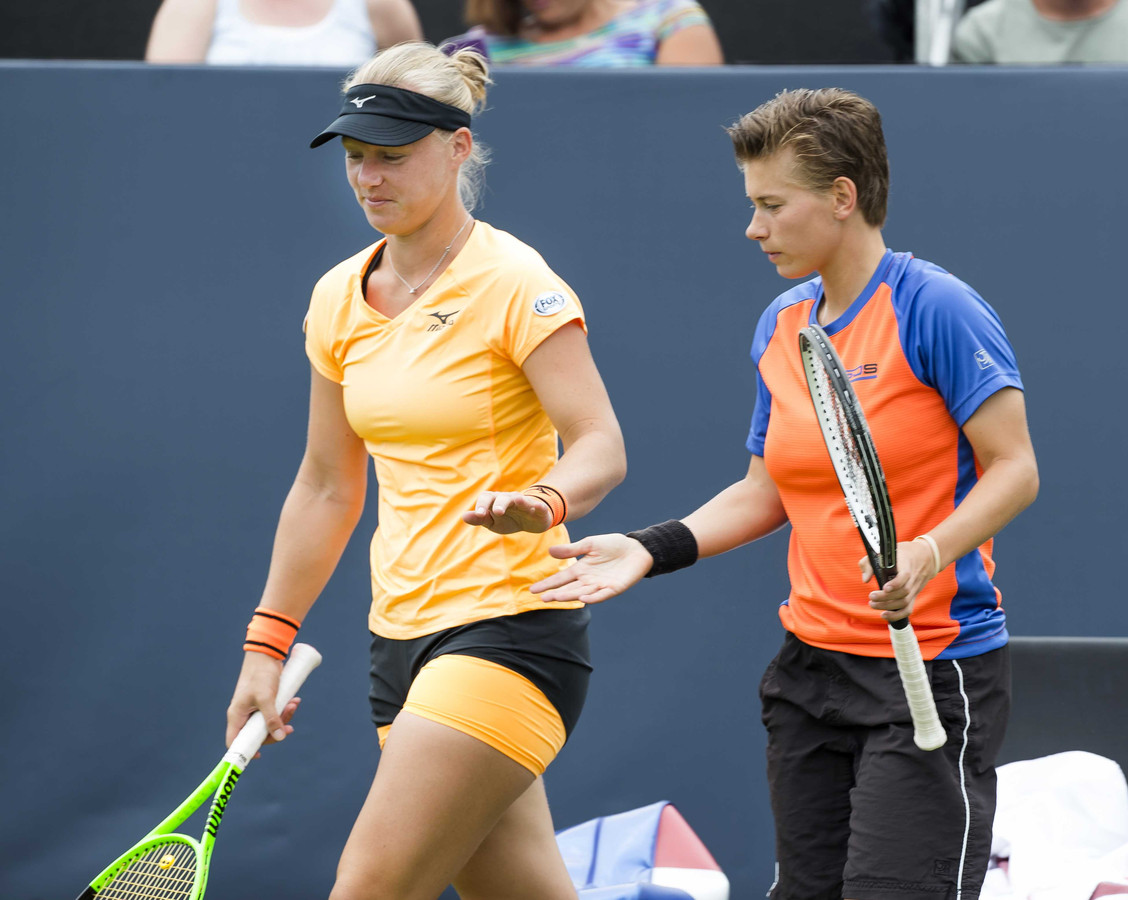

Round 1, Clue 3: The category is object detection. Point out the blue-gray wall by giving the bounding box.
[2,63,1125,900]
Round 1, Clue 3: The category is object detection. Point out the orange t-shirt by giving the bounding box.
[304,221,586,638]
[748,251,1023,660]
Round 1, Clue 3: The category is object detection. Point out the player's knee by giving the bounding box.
[455,882,578,900]
[328,870,416,900]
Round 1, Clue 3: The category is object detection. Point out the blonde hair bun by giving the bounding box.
[347,42,491,117]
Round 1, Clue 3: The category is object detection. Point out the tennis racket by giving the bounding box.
[75,642,322,900]
[798,324,946,752]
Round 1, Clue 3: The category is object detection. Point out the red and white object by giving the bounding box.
[650,804,729,899]
[556,801,729,900]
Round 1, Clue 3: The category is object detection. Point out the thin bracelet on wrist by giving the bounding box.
[914,533,942,577]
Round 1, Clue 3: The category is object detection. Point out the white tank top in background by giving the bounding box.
[206,0,378,66]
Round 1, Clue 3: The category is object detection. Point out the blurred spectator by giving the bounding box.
[952,0,1128,62]
[444,0,724,66]
[146,0,422,66]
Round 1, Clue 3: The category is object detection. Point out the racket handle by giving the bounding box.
[224,643,322,768]
[887,621,946,751]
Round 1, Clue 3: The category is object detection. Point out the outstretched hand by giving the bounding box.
[462,491,553,534]
[530,533,653,605]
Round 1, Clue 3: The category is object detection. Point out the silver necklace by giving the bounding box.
[388,216,473,295]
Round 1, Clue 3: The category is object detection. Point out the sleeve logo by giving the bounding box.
[533,290,568,316]
[974,349,995,369]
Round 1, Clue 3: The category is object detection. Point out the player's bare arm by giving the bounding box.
[865,386,1038,615]
[226,368,368,744]
[463,322,626,534]
[532,454,787,604]
[681,454,788,557]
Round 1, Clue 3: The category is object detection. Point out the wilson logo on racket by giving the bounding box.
[204,770,241,837]
[845,363,878,383]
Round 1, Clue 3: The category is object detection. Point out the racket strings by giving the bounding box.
[97,841,197,900]
[810,361,881,540]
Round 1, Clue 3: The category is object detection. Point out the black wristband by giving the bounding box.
[626,519,699,577]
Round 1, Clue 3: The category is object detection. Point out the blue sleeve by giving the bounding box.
[746,370,772,456]
[745,305,778,456]
[898,271,1023,426]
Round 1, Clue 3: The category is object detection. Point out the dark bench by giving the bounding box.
[999,636,1128,773]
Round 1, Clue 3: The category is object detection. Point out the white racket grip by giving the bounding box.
[888,623,947,751]
[224,643,322,768]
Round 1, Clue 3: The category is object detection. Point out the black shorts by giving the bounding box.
[369,607,592,740]
[760,632,1011,900]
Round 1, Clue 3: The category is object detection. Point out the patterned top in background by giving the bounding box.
[444,0,714,66]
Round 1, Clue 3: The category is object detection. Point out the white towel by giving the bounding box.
[983,751,1128,900]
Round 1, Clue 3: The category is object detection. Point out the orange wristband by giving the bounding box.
[244,607,301,660]
[523,484,567,528]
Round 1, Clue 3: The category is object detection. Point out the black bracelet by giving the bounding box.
[626,519,699,577]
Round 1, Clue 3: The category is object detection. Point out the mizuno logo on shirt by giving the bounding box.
[427,310,460,332]
[846,363,878,383]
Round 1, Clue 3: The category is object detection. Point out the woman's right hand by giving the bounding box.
[225,651,299,752]
[530,534,653,604]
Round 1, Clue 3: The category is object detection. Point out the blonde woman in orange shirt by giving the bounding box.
[227,43,625,900]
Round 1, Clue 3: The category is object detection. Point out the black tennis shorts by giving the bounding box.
[761,632,1010,900]
[369,606,592,740]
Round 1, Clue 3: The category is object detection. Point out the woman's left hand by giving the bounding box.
[462,491,553,534]
[859,538,938,623]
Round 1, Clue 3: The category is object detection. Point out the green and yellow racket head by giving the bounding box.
[79,834,204,900]
[75,644,322,900]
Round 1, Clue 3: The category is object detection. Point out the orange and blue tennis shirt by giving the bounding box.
[747,250,1023,660]
[303,221,586,639]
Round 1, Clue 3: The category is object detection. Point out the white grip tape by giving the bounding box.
[224,643,322,768]
[888,623,947,751]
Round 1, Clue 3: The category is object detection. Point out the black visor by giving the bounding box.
[310,83,473,149]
